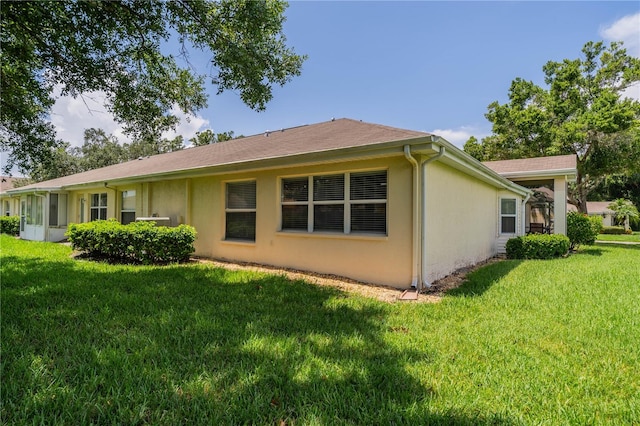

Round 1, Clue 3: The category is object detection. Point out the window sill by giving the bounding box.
[221,239,256,246]
[276,230,388,241]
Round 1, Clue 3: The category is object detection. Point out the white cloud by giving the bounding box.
[161,106,210,142]
[600,12,640,101]
[50,89,129,147]
[50,89,209,147]
[429,126,489,149]
[600,12,640,57]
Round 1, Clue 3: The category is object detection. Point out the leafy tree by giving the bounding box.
[1,0,305,174]
[29,142,82,182]
[190,129,237,146]
[590,171,640,210]
[470,41,640,212]
[79,129,127,170]
[607,198,639,228]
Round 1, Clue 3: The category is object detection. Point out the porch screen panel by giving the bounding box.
[49,194,59,226]
[26,195,43,225]
[225,181,256,241]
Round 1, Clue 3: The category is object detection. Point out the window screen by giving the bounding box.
[226,181,256,241]
[280,170,387,235]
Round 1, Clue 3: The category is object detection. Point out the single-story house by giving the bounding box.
[1,176,22,216]
[483,154,577,236]
[6,119,576,289]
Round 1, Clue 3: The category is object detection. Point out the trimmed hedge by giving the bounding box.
[567,212,597,250]
[0,216,20,236]
[506,234,570,260]
[588,215,603,236]
[601,226,627,235]
[66,219,197,264]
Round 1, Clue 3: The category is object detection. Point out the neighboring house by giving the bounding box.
[568,202,616,227]
[0,176,23,217]
[483,155,577,243]
[7,119,576,289]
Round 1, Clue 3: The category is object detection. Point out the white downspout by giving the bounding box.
[420,145,445,289]
[521,191,531,235]
[403,145,420,288]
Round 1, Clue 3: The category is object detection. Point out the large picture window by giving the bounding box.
[90,193,107,221]
[225,181,256,241]
[500,198,517,234]
[281,170,387,235]
[121,190,136,224]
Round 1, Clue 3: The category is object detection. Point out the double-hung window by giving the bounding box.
[225,181,256,241]
[281,170,387,235]
[500,198,517,234]
[121,190,136,224]
[90,193,107,221]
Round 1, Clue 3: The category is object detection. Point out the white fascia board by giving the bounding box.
[498,169,577,181]
[6,187,62,195]
[428,137,531,197]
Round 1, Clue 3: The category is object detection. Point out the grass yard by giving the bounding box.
[2,235,639,425]
[597,232,640,243]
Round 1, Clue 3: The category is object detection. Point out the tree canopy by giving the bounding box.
[464,41,640,213]
[1,0,305,174]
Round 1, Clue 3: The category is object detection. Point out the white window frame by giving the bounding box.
[225,180,257,242]
[90,193,108,221]
[280,169,387,235]
[500,198,517,234]
[120,190,136,225]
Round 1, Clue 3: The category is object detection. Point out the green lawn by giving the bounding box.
[2,235,639,425]
[597,232,640,243]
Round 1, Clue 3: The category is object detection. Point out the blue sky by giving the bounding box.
[48,1,640,150]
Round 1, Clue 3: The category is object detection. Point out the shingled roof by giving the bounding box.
[483,154,576,177]
[13,118,430,191]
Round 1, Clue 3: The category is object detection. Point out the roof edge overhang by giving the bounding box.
[497,169,578,182]
[425,137,532,197]
[43,135,439,190]
[9,133,529,198]
[6,187,62,195]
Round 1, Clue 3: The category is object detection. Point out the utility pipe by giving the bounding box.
[420,145,445,289]
[521,191,531,235]
[403,145,420,288]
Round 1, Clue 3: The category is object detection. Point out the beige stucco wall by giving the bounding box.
[423,162,522,283]
[185,156,415,288]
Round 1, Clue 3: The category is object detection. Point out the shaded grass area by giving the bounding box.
[2,235,640,424]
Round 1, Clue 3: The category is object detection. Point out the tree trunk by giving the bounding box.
[574,171,588,214]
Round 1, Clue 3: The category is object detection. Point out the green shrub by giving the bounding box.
[0,216,20,236]
[588,215,603,236]
[506,234,570,259]
[66,219,197,264]
[567,212,597,250]
[601,226,627,235]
